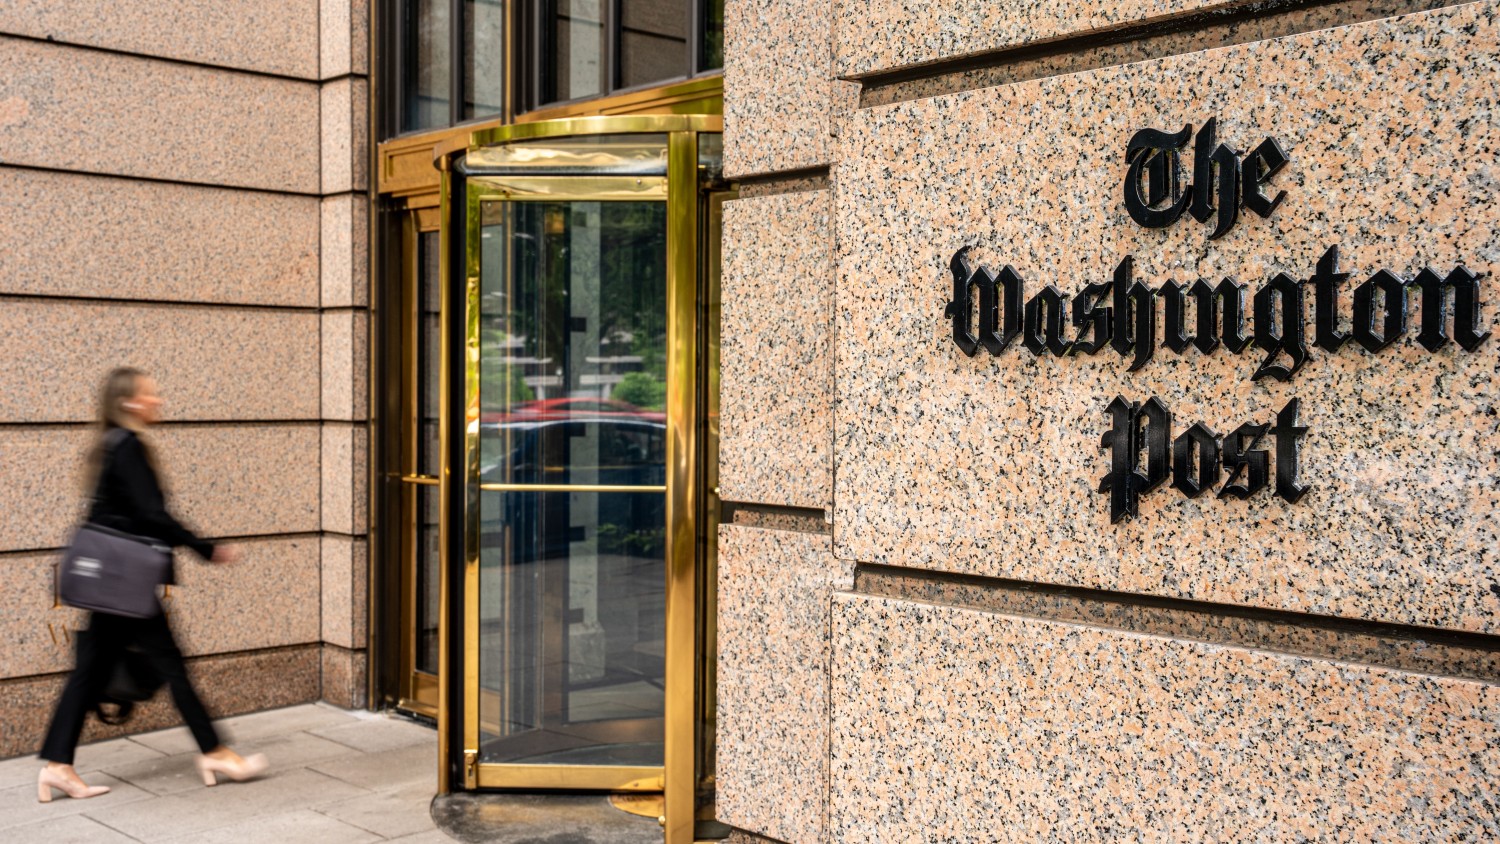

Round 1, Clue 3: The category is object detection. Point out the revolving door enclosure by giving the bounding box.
[436,116,726,840]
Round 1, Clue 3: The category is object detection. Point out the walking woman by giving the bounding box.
[37,368,268,802]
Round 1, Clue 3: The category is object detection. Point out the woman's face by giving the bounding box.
[126,376,164,427]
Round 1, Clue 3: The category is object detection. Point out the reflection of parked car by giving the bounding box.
[482,397,665,424]
[479,416,668,561]
[480,416,667,487]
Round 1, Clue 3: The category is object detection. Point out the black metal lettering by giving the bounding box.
[943,247,983,357]
[1171,422,1222,498]
[1219,422,1270,500]
[1412,265,1492,352]
[1023,285,1073,357]
[1252,272,1310,381]
[1312,245,1350,352]
[1242,137,1289,218]
[1352,269,1408,353]
[1110,257,1157,371]
[987,265,1026,355]
[1190,278,1251,354]
[1071,282,1113,354]
[1161,281,1193,354]
[1097,396,1171,523]
[1272,399,1310,504]
[1124,126,1193,228]
[1186,119,1242,240]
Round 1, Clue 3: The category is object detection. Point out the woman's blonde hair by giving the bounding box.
[83,367,151,493]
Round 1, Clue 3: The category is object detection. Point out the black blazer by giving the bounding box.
[87,427,214,584]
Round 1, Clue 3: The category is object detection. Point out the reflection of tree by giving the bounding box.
[508,202,667,398]
[597,521,666,557]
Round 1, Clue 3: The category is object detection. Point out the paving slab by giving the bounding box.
[159,808,382,844]
[0,773,153,832]
[311,716,435,753]
[311,741,437,792]
[0,736,168,791]
[126,703,361,756]
[388,832,460,844]
[83,767,369,842]
[319,781,441,839]
[0,813,138,844]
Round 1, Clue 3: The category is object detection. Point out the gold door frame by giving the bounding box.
[397,207,444,718]
[437,115,722,844]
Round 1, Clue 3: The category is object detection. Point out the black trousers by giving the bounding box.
[39,611,220,764]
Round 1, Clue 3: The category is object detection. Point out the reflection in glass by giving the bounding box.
[700,0,725,71]
[619,0,688,90]
[403,0,451,130]
[417,232,442,477]
[416,486,442,674]
[545,0,605,103]
[414,230,442,677]
[465,0,506,119]
[476,197,668,767]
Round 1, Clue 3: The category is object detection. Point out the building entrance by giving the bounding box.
[406,115,726,841]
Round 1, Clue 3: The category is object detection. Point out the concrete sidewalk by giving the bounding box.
[0,704,448,843]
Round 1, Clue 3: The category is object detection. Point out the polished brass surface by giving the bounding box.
[437,169,454,795]
[610,792,667,819]
[470,115,721,149]
[377,77,722,200]
[476,765,664,791]
[477,483,667,494]
[661,128,700,844]
[401,475,441,486]
[429,117,723,844]
[460,176,668,200]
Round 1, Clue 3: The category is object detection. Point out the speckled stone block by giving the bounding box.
[0,37,319,193]
[0,169,319,307]
[321,193,370,308]
[320,0,370,78]
[720,191,833,510]
[321,534,368,649]
[834,1,1500,632]
[3,537,319,680]
[0,0,320,78]
[322,423,369,535]
[321,644,368,709]
[831,593,1500,842]
[0,298,319,424]
[321,77,371,194]
[724,0,834,177]
[833,0,1248,78]
[717,525,851,844]
[0,644,320,759]
[322,308,370,422]
[0,424,320,553]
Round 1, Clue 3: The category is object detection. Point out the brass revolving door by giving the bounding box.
[436,116,726,842]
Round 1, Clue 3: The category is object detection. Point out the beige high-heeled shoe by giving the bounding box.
[195,752,269,786]
[37,766,111,803]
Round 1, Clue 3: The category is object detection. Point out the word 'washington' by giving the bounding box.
[943,245,1490,381]
[1099,396,1308,523]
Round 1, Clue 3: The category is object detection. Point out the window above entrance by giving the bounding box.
[386,0,725,138]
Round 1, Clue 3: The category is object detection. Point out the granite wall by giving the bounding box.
[720,0,1500,839]
[0,0,371,759]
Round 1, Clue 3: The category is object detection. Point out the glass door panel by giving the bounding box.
[475,195,670,771]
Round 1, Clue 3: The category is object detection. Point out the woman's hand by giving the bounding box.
[211,544,243,564]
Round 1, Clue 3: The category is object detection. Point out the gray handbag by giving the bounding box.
[56,428,172,618]
[57,523,172,618]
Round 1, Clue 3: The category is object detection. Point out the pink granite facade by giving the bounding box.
[0,0,372,757]
[716,0,1500,840]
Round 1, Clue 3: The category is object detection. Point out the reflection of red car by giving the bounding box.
[481,397,665,424]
